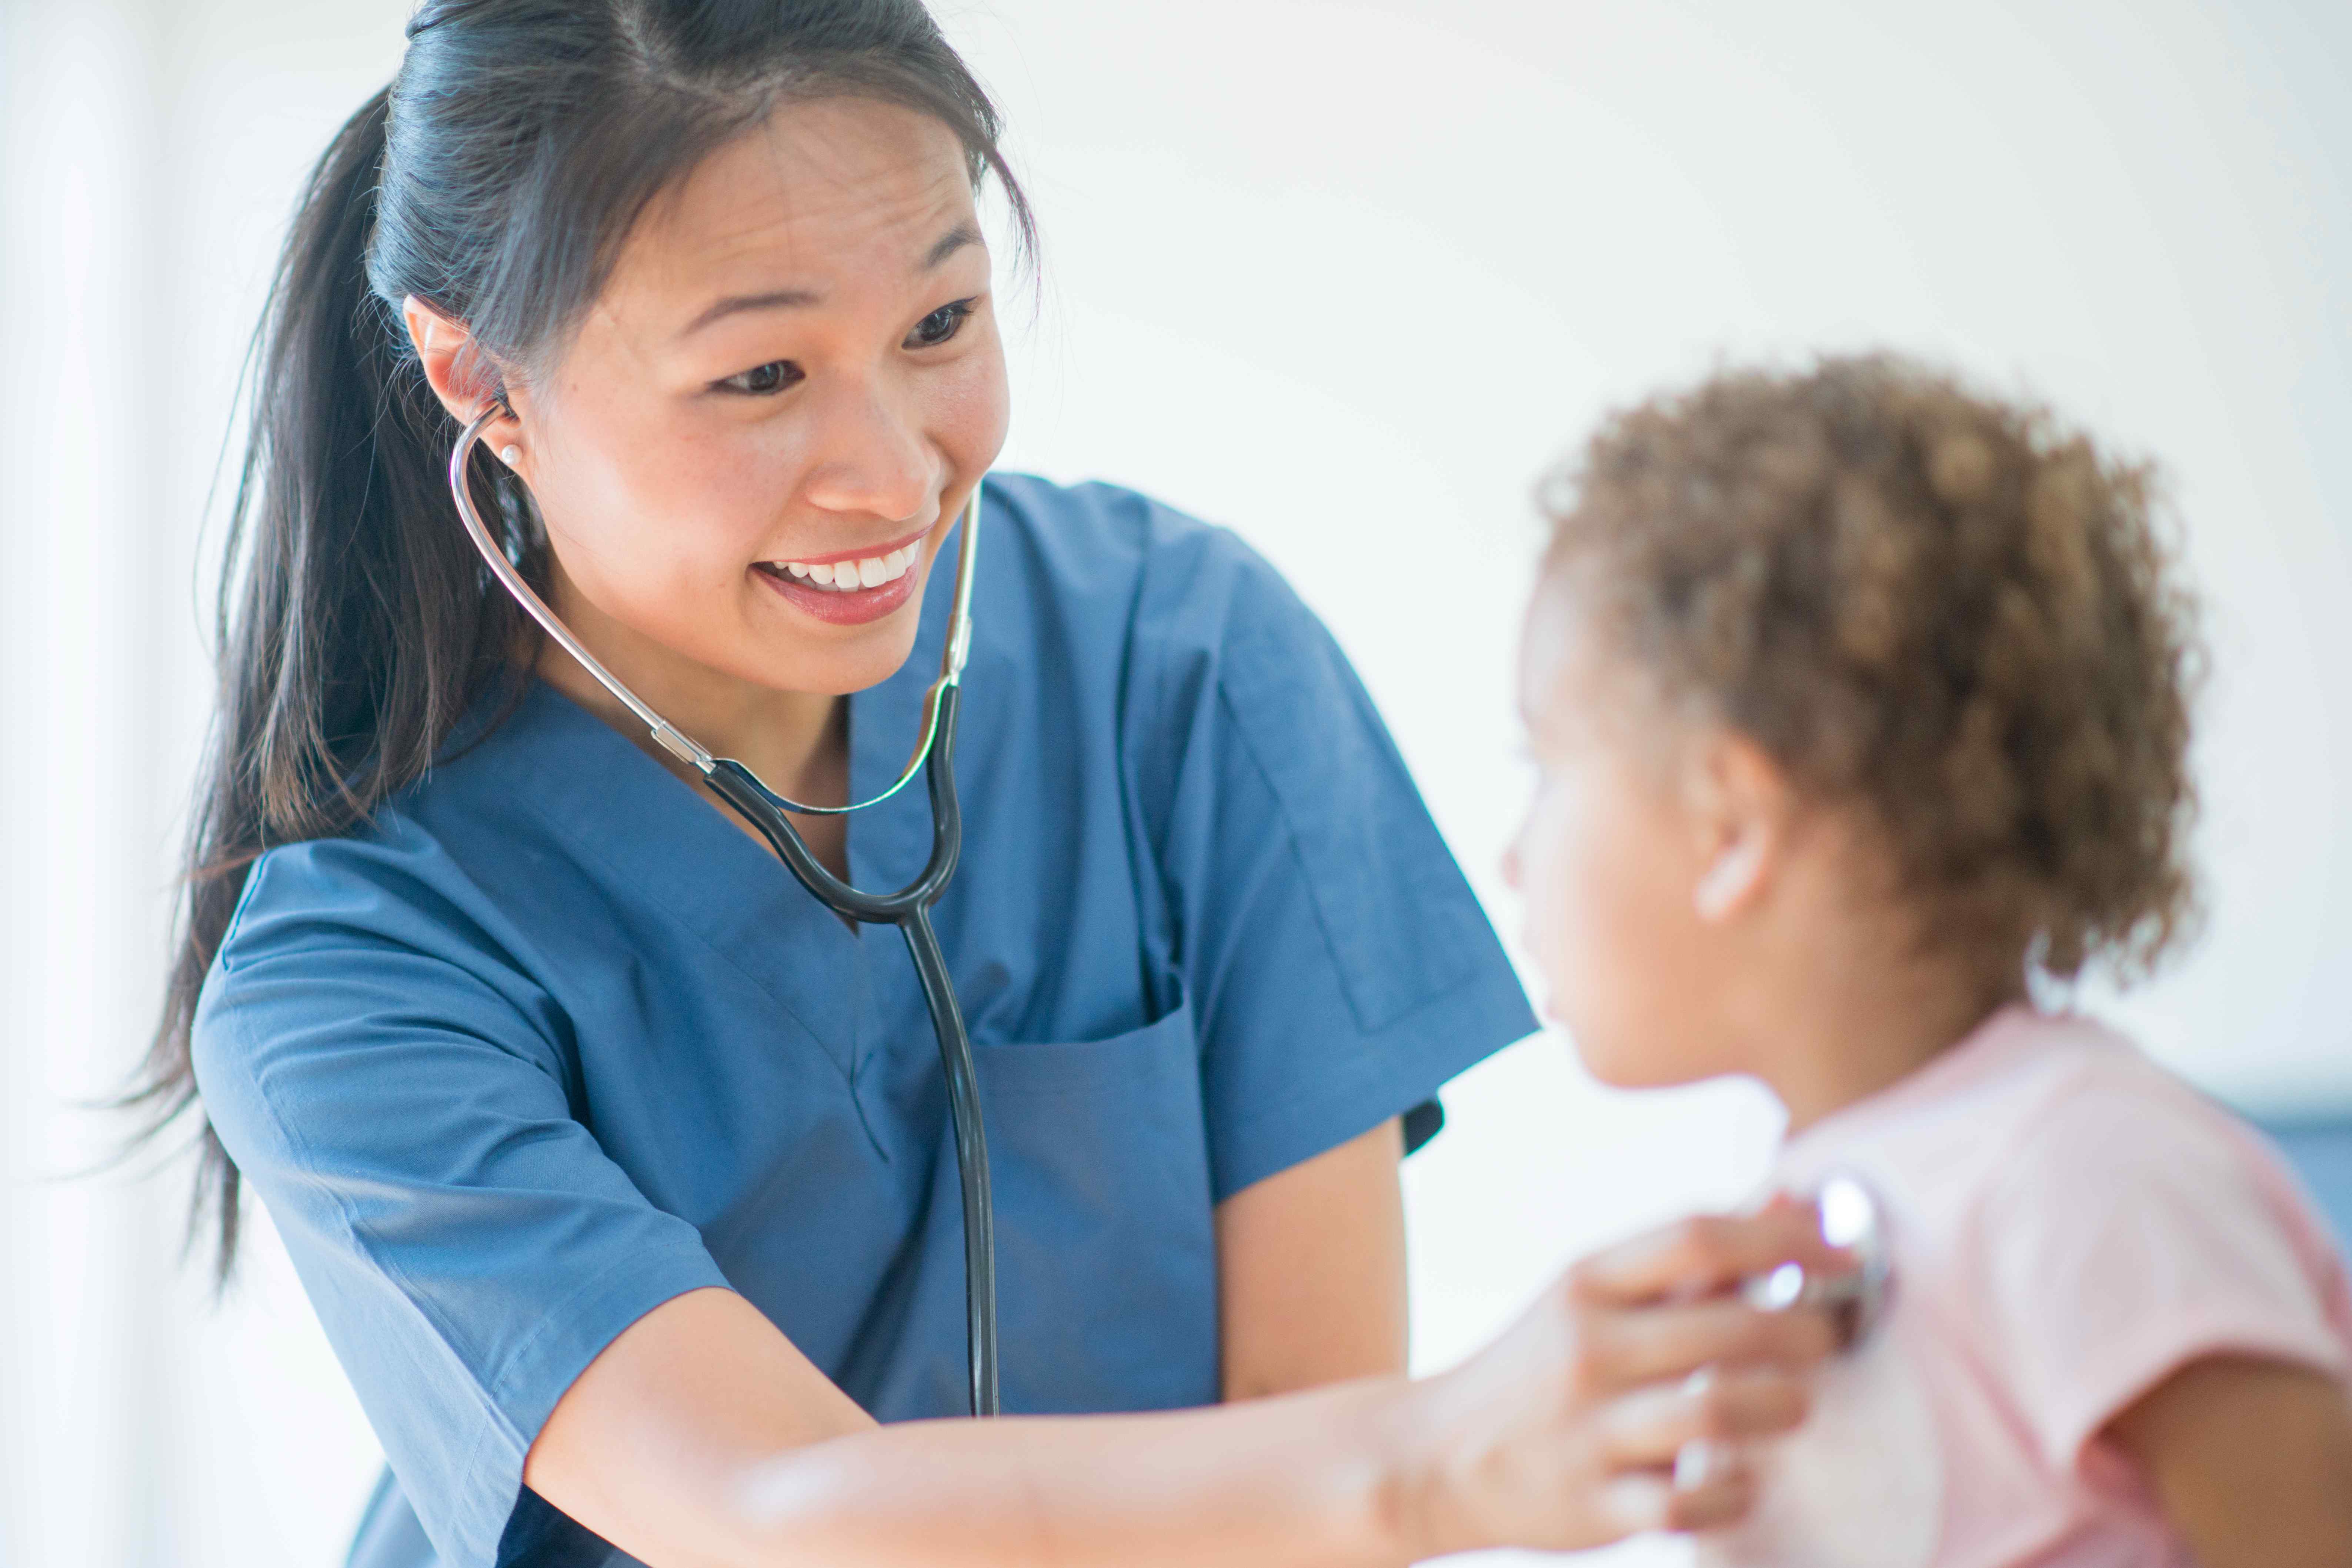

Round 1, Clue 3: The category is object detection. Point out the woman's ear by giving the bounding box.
[1687,732,1793,923]
[401,296,526,471]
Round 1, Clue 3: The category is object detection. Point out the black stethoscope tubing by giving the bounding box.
[704,714,999,1419]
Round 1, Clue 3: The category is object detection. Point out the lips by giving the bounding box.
[750,526,934,627]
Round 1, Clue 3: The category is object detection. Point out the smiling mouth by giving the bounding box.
[753,538,924,594]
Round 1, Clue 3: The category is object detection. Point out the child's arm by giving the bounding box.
[2105,1353,2352,1568]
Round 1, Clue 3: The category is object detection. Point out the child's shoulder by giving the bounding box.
[1785,1006,2352,1488]
[1788,1005,2351,1382]
[1928,1008,2317,1244]
[1973,1009,2273,1182]
[1786,1006,2275,1210]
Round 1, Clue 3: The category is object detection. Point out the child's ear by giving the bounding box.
[1687,731,1793,922]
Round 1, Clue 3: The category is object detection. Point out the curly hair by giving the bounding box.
[1538,354,2203,985]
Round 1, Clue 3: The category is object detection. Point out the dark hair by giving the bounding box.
[1537,353,2202,990]
[129,0,1034,1276]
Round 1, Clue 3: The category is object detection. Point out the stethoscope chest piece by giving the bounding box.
[1676,1172,1898,1496]
[1742,1170,1895,1351]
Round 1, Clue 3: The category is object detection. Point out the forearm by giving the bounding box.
[2108,1355,2352,1568]
[726,1375,1435,1568]
[1217,1119,1410,1402]
[532,1207,1846,1568]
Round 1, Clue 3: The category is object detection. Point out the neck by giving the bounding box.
[1747,942,2019,1135]
[531,574,847,810]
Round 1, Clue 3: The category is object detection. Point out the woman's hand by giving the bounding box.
[1389,1196,1845,1559]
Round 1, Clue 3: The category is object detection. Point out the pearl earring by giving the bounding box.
[500,445,523,467]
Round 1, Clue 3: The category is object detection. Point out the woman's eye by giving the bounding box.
[906,299,977,349]
[720,360,802,396]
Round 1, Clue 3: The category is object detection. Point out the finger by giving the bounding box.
[1585,1296,1838,1391]
[1571,1199,1852,1307]
[1662,1463,1759,1533]
[1597,1367,1810,1468]
[1592,1471,1676,1538]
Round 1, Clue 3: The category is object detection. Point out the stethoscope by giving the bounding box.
[447,408,1002,1418]
[1676,1171,1895,1491]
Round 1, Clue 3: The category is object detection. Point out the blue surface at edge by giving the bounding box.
[2255,1116,2352,1255]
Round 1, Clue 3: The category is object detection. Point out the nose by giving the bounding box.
[1500,834,1524,890]
[798,374,938,527]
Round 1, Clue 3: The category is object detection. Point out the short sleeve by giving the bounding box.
[1974,1082,2352,1471]
[1128,523,1536,1201]
[191,834,730,1568]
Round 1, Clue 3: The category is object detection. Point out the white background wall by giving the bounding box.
[1,2,2345,1565]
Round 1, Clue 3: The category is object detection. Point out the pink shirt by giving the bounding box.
[1701,1006,2352,1568]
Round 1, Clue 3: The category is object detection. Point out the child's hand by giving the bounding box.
[1397,1197,1848,1557]
[2106,1353,2352,1568]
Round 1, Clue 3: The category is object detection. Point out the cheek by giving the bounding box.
[1515,781,1633,1005]
[534,391,765,598]
[935,320,1012,474]
[538,329,1012,590]
[1519,773,1709,1088]
[522,350,1011,692]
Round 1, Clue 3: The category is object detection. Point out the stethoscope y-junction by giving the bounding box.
[447,408,1001,1417]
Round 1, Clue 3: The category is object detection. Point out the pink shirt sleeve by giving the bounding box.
[1970,1079,2352,1472]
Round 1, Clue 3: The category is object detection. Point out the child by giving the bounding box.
[1506,355,2352,1566]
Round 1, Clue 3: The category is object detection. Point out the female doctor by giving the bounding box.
[141,4,1842,1565]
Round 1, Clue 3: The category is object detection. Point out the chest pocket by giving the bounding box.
[978,998,1220,1414]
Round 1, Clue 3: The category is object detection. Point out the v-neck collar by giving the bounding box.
[453,547,962,1081]
[488,685,861,1074]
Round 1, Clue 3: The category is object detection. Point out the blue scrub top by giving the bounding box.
[192,476,1535,1568]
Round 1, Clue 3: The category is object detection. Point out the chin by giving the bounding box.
[787,642,921,699]
[1564,1019,1707,1091]
[760,603,931,697]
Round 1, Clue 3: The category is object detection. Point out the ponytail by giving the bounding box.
[128,88,527,1278]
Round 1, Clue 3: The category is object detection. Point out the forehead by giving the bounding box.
[604,97,977,326]
[1517,577,1667,757]
[1516,580,1589,724]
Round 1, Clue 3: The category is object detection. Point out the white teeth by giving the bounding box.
[770,541,921,593]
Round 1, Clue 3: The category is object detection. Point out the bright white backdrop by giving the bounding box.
[2,2,2346,1565]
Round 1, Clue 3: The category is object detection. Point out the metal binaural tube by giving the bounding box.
[446,404,1004,1417]
[446,406,983,811]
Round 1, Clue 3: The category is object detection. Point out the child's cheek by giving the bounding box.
[1550,788,1693,1090]
[1511,820,1566,1019]
[1523,793,1621,1050]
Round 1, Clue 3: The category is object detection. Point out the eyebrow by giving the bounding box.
[680,221,984,338]
[922,221,982,270]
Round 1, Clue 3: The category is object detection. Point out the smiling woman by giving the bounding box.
[397,92,1009,874]
[438,98,1005,704]
[120,4,1842,1566]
